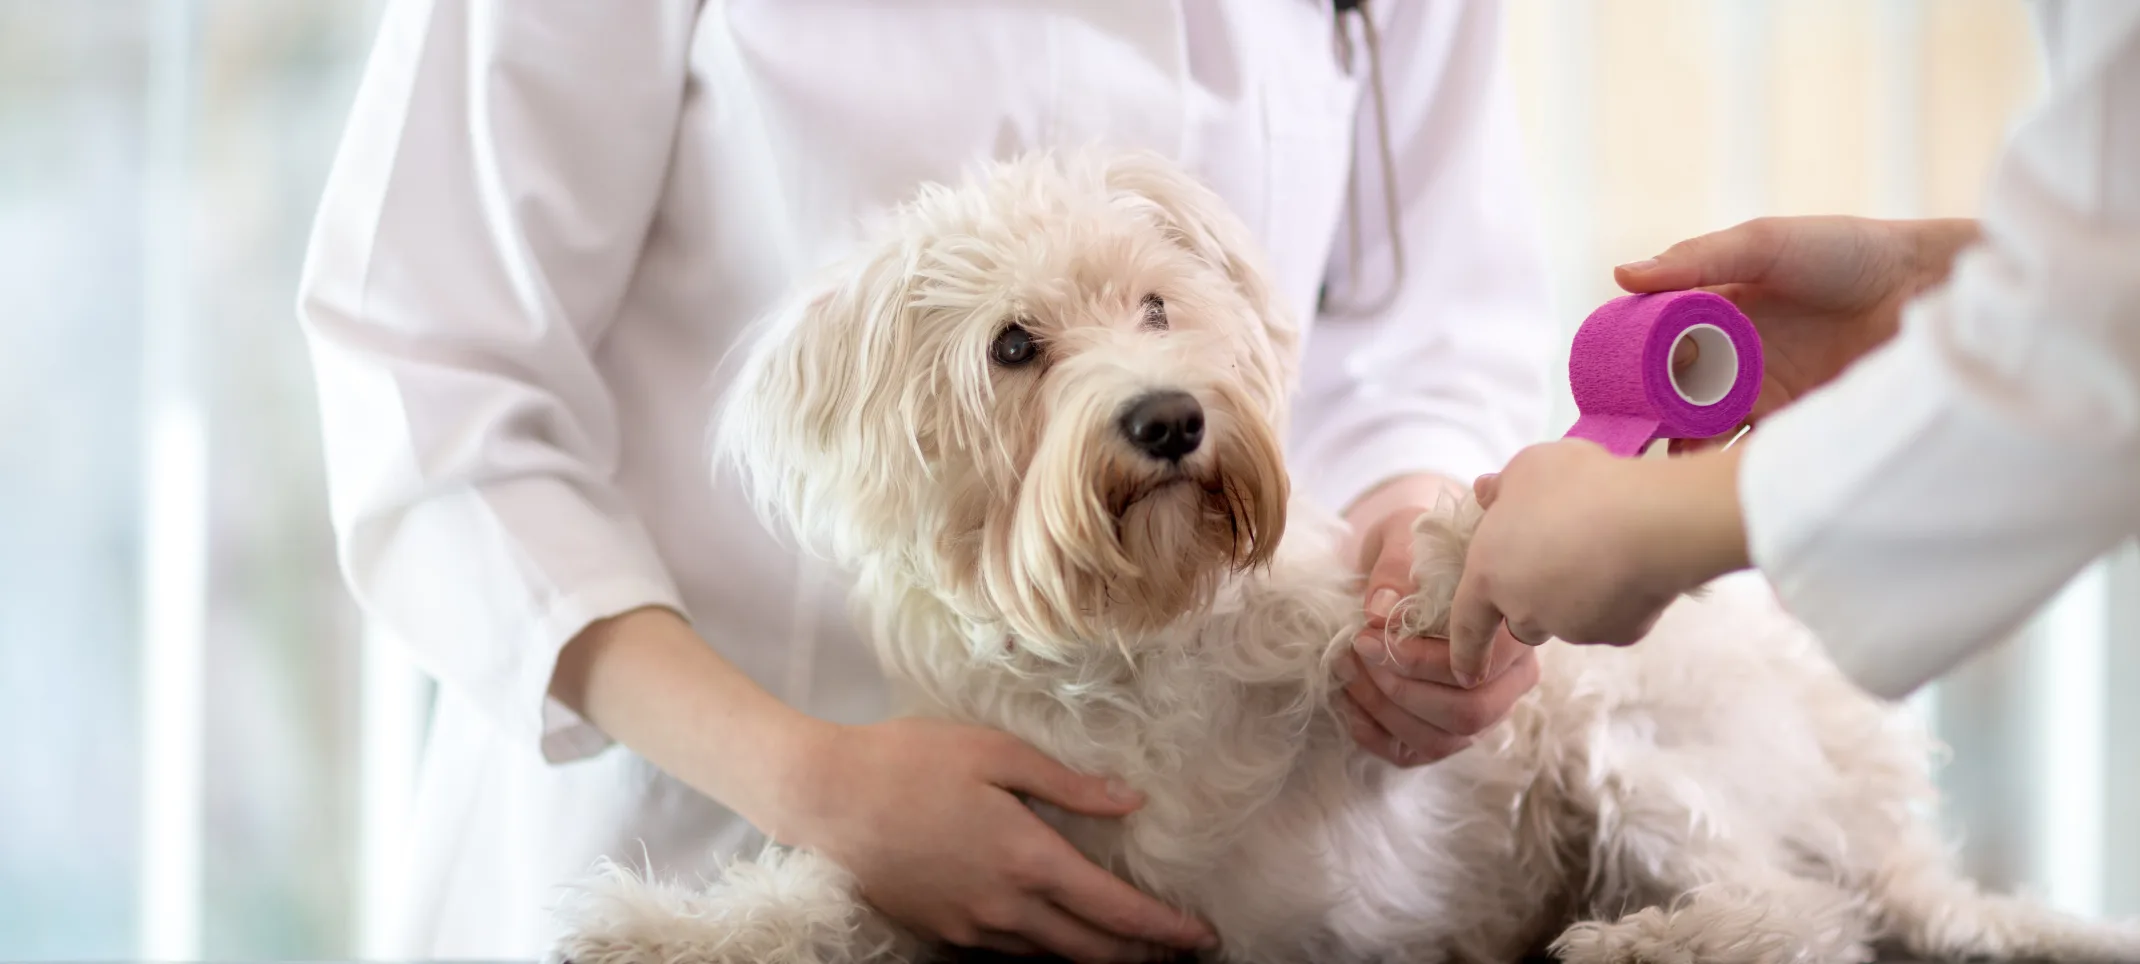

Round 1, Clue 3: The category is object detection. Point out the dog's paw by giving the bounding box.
[1549,919,1673,964]
[1386,491,1482,640]
[1550,910,1874,964]
[549,851,916,964]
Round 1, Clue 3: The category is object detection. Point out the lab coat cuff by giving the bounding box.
[1736,341,1948,700]
[526,573,688,765]
[1738,419,1869,689]
[1300,421,1506,517]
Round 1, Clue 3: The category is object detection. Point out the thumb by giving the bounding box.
[1615,219,1779,294]
[1472,473,1501,509]
[1445,568,1502,685]
[1362,534,1416,630]
[992,739,1144,818]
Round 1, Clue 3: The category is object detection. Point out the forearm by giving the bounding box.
[1645,446,1753,592]
[550,606,829,830]
[1739,4,2140,696]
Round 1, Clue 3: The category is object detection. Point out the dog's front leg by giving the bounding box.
[1386,493,1481,641]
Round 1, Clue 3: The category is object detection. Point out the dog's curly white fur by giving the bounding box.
[551,152,2140,964]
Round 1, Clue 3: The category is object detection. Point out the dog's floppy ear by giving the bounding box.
[1100,151,1299,394]
[715,244,923,563]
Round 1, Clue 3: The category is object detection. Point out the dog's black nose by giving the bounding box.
[1119,391,1204,462]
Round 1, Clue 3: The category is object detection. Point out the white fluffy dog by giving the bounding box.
[551,152,2140,964]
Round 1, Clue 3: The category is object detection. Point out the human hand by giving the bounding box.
[1341,477,1542,766]
[1444,441,1751,681]
[1617,216,1978,450]
[774,718,1216,963]
[1336,623,1538,766]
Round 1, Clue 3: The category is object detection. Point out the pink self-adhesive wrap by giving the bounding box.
[1564,291,1764,457]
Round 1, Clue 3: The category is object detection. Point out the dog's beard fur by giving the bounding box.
[982,351,1287,654]
[720,151,1298,664]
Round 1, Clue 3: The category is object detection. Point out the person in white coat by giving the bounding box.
[1442,1,2140,703]
[298,1,1555,960]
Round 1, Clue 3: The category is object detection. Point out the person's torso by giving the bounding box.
[410,1,1387,953]
[605,0,1367,720]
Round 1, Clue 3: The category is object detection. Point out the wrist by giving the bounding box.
[1342,473,1466,570]
[748,714,846,839]
[551,605,838,833]
[1644,447,1751,592]
[1342,472,1465,530]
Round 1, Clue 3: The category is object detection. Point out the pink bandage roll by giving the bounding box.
[1564,291,1764,457]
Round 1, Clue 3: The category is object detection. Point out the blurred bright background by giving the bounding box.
[1,0,2132,959]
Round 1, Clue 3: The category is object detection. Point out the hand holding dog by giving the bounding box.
[1445,442,1750,679]
[551,608,1209,963]
[778,718,1215,964]
[1341,474,1541,766]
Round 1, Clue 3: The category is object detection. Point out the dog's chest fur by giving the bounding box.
[877,506,1578,960]
[873,502,1887,963]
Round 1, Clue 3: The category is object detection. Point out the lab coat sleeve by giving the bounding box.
[299,0,697,763]
[1739,2,2140,699]
[1290,0,1558,516]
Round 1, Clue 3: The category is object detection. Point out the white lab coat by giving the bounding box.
[1741,0,2140,699]
[298,0,1552,955]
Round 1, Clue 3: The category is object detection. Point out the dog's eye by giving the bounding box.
[1141,293,1167,330]
[990,324,1040,367]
